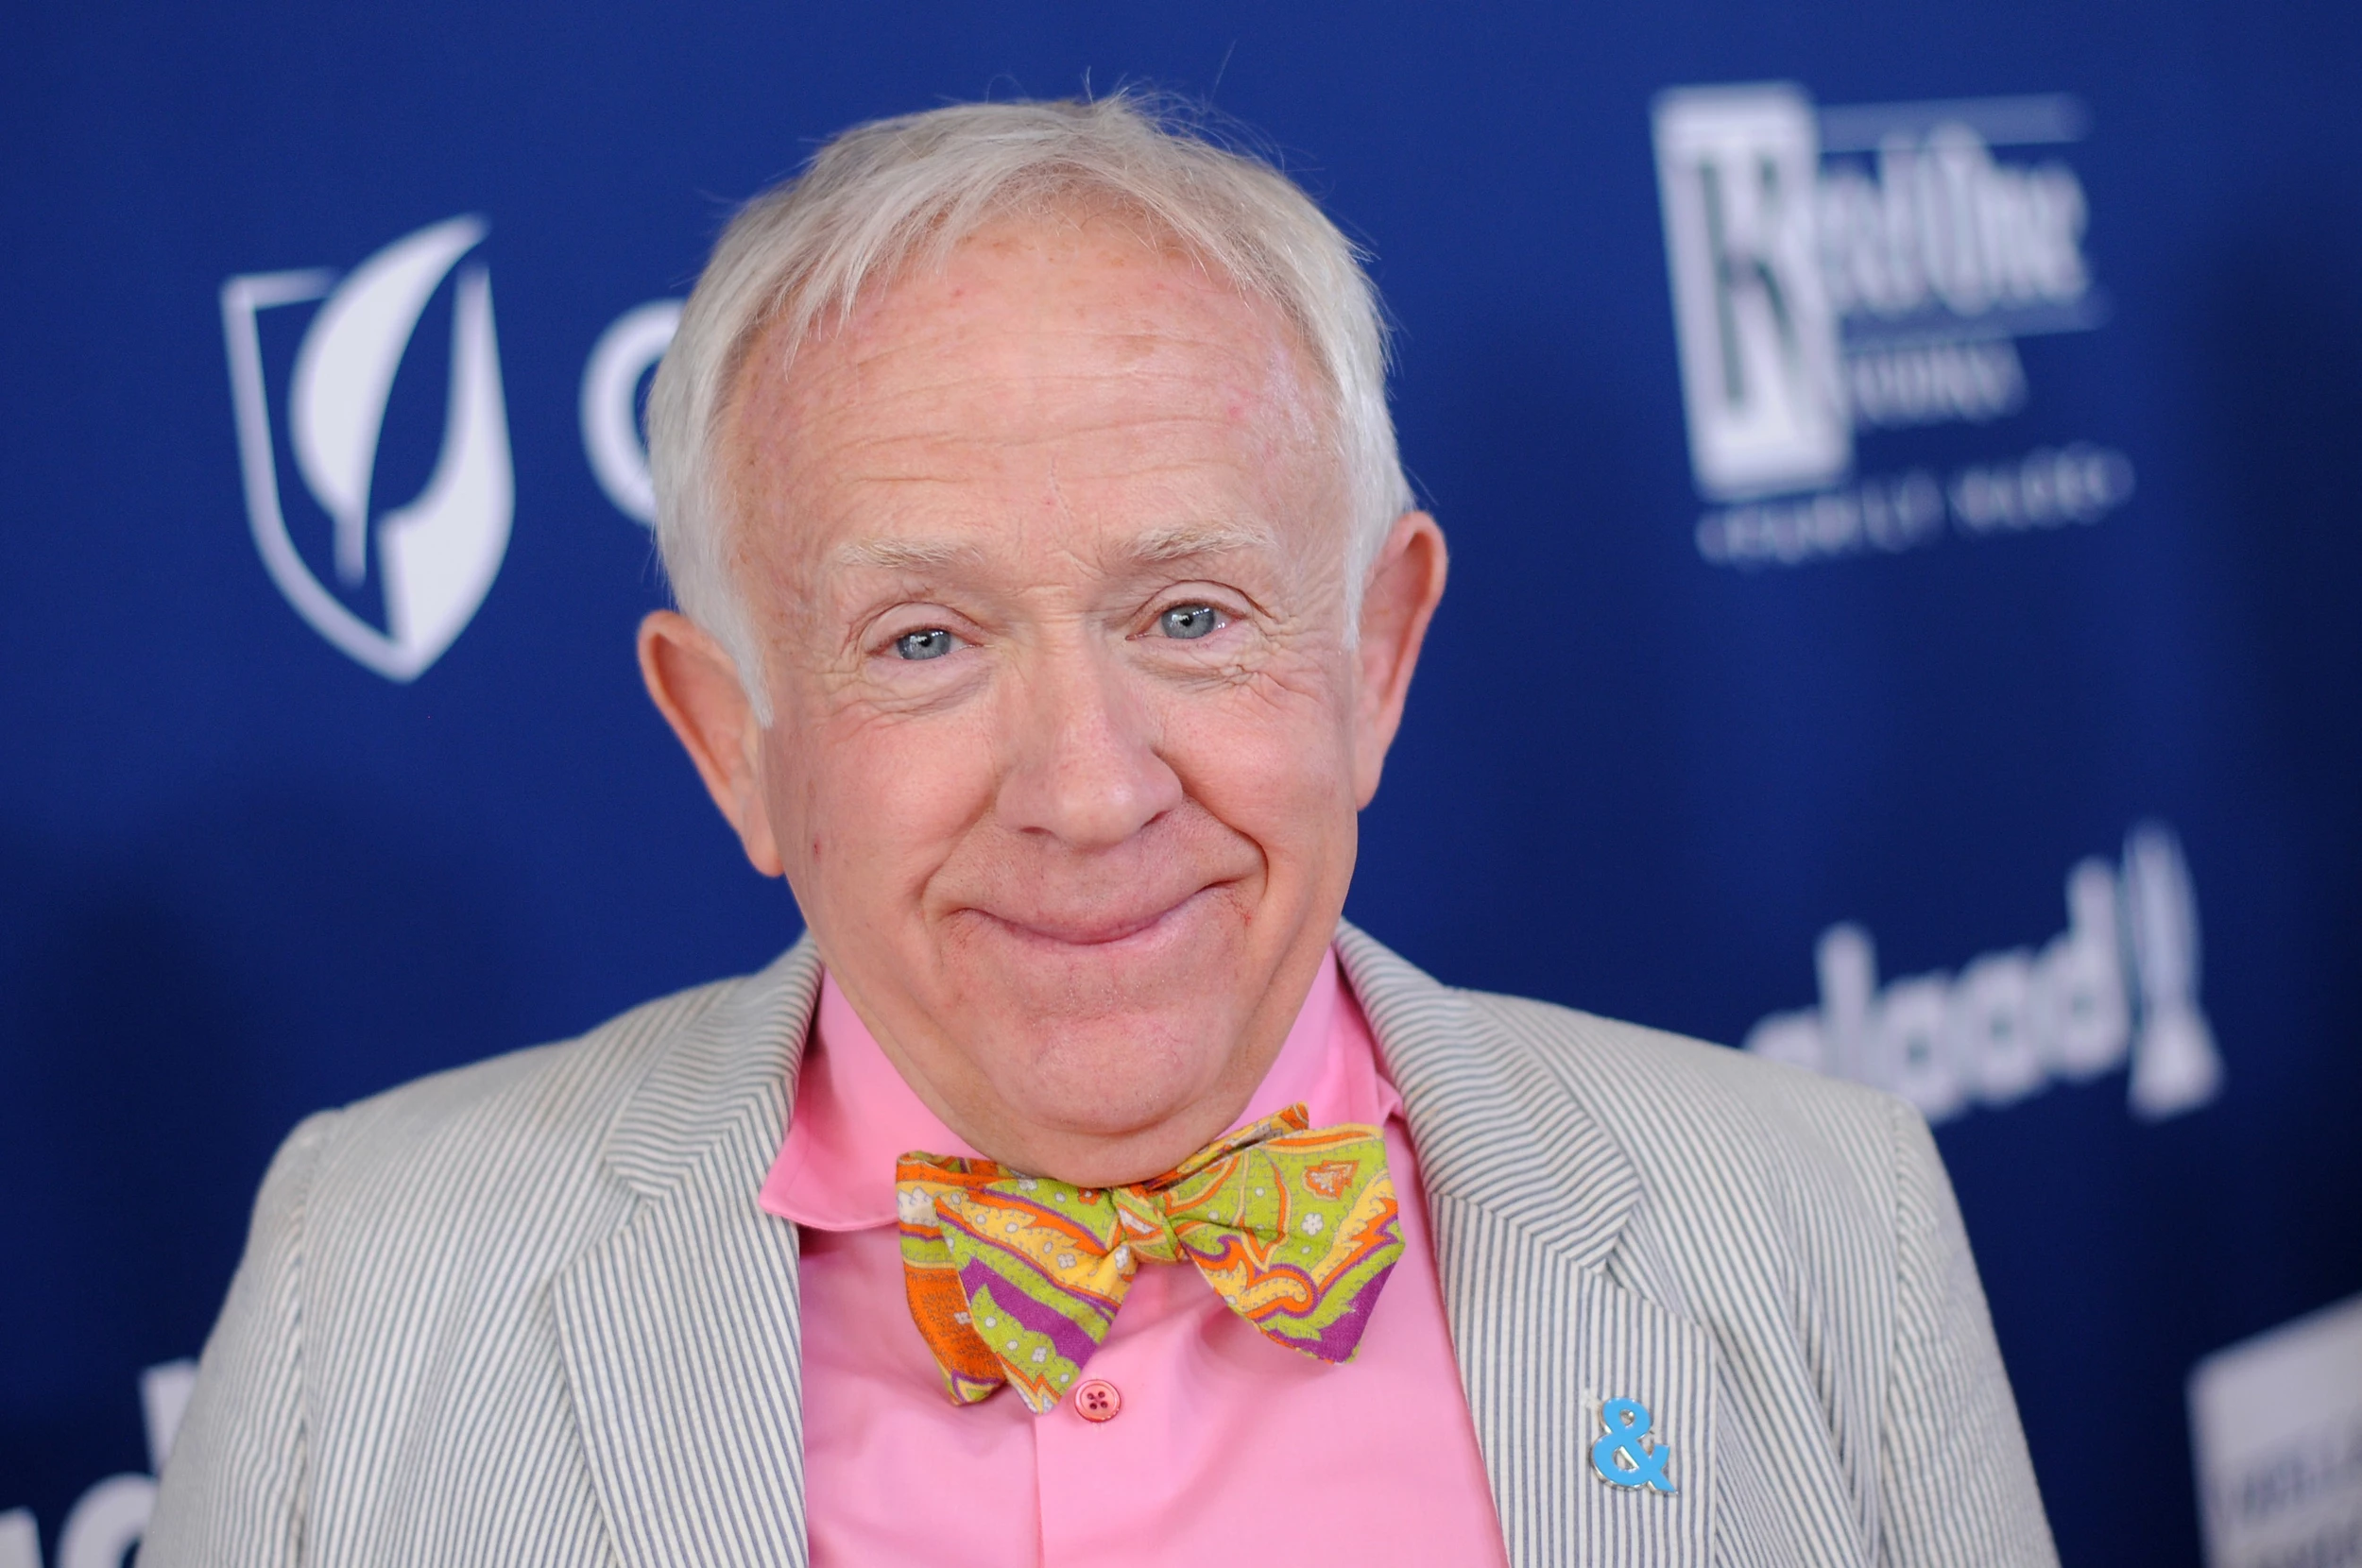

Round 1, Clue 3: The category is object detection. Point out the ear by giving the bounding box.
[1351,510,1448,806]
[637,610,785,877]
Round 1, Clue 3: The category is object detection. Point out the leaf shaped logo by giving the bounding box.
[221,215,513,681]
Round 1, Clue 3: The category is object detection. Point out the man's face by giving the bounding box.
[659,213,1439,1185]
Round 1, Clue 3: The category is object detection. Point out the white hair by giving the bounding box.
[645,93,1415,718]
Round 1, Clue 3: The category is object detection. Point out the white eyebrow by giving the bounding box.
[828,520,1277,574]
[828,536,984,572]
[1127,520,1281,565]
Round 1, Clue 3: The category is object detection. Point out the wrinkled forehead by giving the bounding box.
[719,213,1348,573]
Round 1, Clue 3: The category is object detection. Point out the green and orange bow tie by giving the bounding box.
[897,1105,1404,1412]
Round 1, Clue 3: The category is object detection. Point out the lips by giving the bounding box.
[966,884,1223,948]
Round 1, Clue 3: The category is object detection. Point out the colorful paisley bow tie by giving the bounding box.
[896,1104,1404,1412]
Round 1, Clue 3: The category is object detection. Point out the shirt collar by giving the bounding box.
[760,946,1394,1232]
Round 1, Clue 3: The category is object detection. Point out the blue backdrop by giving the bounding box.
[5,4,2358,1565]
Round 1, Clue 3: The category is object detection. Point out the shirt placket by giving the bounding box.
[1030,1259,1205,1567]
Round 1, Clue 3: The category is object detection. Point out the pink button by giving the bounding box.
[1074,1378,1122,1423]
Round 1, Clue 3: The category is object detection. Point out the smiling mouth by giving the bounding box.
[969,885,1223,949]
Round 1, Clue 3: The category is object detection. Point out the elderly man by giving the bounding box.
[146,97,2055,1566]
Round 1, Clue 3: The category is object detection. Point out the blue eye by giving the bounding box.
[1158,605,1223,640]
[894,628,957,660]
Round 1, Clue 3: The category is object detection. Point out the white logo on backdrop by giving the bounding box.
[2189,1292,2362,1568]
[1652,86,2137,566]
[581,299,680,527]
[222,216,514,680]
[0,1360,194,1568]
[1743,823,2222,1124]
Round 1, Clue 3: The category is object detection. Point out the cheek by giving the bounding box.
[766,700,995,898]
[1156,669,1358,855]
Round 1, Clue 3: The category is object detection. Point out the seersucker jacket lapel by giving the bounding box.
[552,940,826,1568]
[1339,925,1720,1568]
[553,929,1711,1568]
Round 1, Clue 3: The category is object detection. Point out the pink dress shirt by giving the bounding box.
[761,948,1512,1566]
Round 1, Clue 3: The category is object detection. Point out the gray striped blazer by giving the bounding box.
[143,924,2057,1567]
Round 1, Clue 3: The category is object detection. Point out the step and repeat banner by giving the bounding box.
[4,4,2356,1565]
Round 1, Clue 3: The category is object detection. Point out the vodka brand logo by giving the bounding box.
[1652,86,2136,565]
[1744,823,2223,1125]
[223,216,514,679]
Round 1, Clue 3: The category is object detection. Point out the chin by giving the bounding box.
[987,997,1241,1128]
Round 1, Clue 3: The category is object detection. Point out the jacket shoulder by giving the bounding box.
[1464,985,1899,1119]
[327,971,741,1167]
[1456,985,1912,1223]
[280,963,784,1278]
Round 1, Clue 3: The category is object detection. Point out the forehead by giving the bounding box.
[722,213,1340,563]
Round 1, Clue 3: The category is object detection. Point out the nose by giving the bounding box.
[994,638,1184,850]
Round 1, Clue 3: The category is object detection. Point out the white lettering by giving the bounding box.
[1695,469,1945,565]
[580,299,682,527]
[1818,125,2090,321]
[139,1361,196,1474]
[0,1510,38,1568]
[1952,949,2045,1106]
[2124,823,2224,1118]
[1,1359,200,1568]
[1876,973,1961,1122]
[57,1479,150,1568]
[1698,444,2135,569]
[2190,1293,2362,1568]
[1742,824,2220,1124]
[1950,443,2135,532]
[2038,860,2131,1079]
[1659,84,2111,500]
[1847,339,2026,428]
[1653,84,1854,499]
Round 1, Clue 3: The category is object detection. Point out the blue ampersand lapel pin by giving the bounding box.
[1591,1397,1677,1492]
